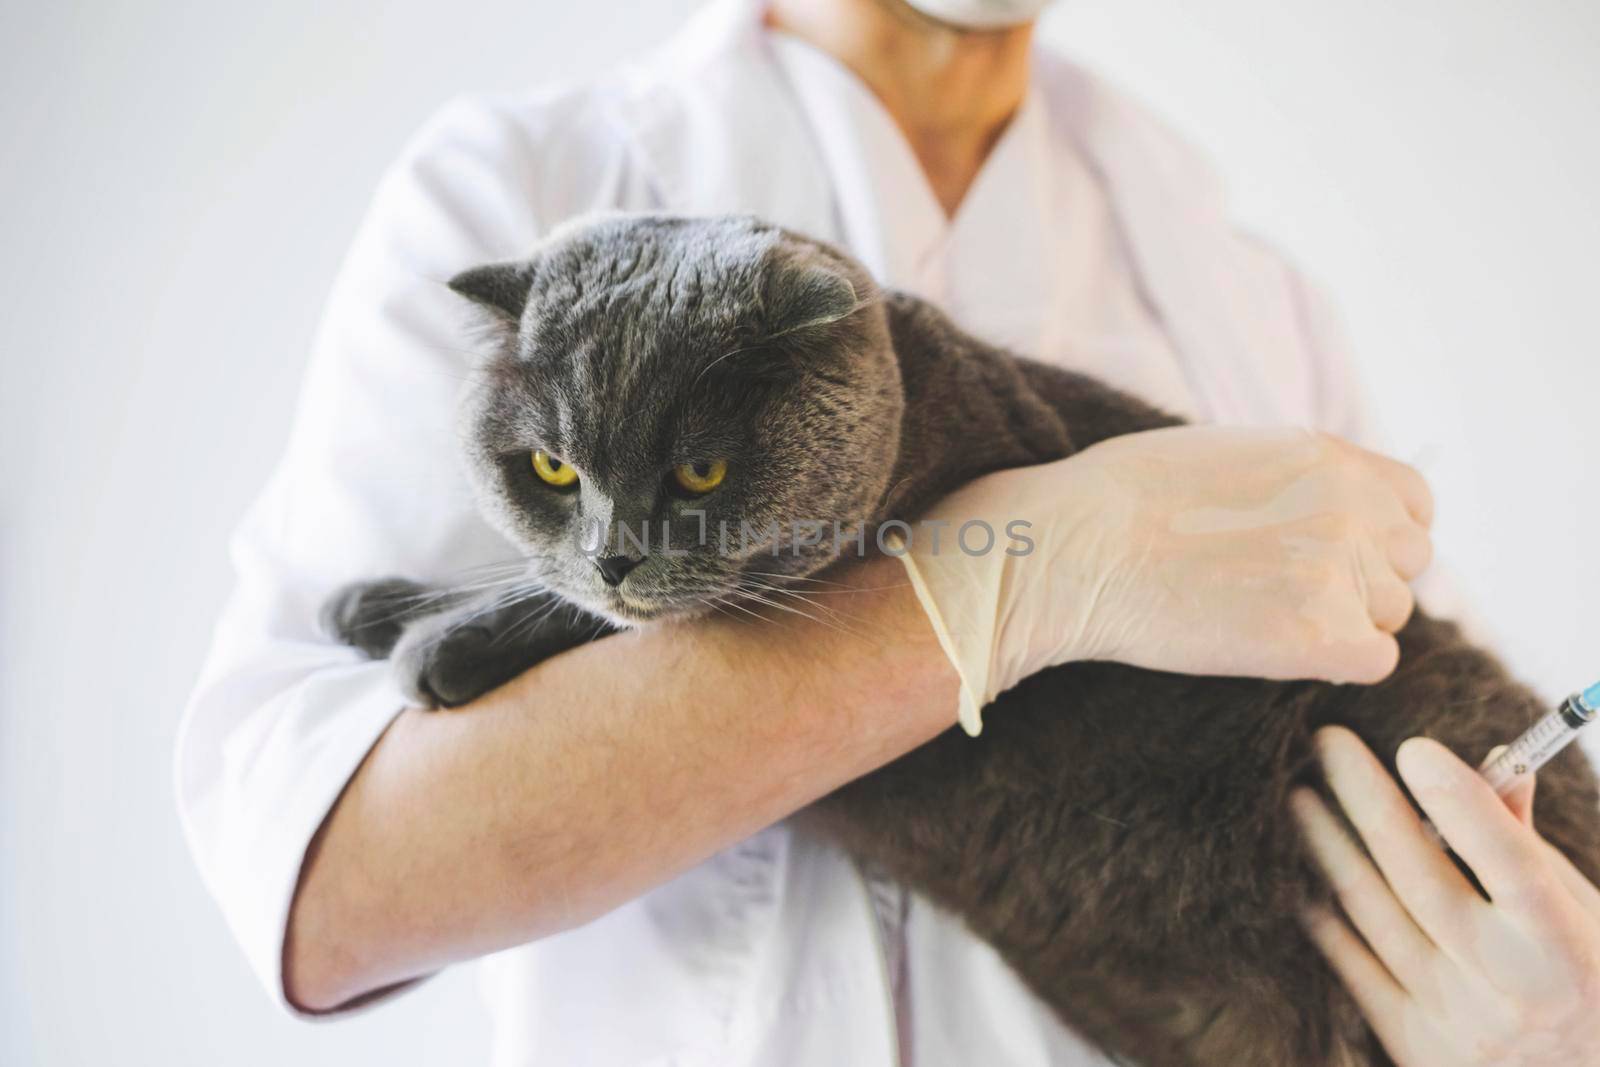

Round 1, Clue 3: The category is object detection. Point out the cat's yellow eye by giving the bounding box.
[673,458,727,495]
[532,449,578,488]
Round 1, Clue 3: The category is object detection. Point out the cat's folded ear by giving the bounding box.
[448,260,537,323]
[764,263,860,339]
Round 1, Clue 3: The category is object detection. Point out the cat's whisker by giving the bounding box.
[744,589,857,632]
[735,578,867,630]
[879,475,919,512]
[442,577,561,636]
[741,570,910,596]
[730,585,864,638]
[704,602,739,624]
[411,361,498,387]
[334,575,539,633]
[370,557,560,611]
[690,341,766,388]
[741,569,857,589]
[391,572,538,609]
[495,593,574,646]
[444,563,556,598]
[708,594,768,625]
[1081,808,1131,830]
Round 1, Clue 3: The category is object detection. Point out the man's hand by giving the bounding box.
[1293,726,1600,1066]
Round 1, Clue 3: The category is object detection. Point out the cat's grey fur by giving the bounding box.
[325,214,1600,1065]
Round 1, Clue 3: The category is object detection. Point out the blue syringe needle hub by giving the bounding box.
[1478,683,1600,795]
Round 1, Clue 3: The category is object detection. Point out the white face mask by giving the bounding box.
[900,0,1055,30]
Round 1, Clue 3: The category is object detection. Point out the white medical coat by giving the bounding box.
[176,1,1380,1064]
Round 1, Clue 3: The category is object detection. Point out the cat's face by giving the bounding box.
[454,215,904,626]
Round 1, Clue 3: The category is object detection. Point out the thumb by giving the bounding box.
[1486,745,1538,826]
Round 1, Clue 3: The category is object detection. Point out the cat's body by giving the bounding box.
[327,215,1600,1066]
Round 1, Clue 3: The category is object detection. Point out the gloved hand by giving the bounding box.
[889,426,1434,735]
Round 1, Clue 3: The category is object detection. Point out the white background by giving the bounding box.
[1,1,1596,1063]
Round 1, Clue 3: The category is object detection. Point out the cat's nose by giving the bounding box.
[594,554,642,588]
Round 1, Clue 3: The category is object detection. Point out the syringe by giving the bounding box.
[1478,681,1600,794]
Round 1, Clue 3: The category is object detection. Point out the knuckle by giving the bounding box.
[1408,881,1460,922]
[1417,532,1435,568]
[1504,871,1566,915]
[1574,962,1600,1019]
[1378,581,1415,624]
[1305,508,1361,546]
[1329,508,1362,539]
[1419,488,1437,525]
[1310,430,1346,459]
[1326,869,1363,898]
[1326,443,1366,479]
[1359,636,1400,682]
[1467,1029,1517,1066]
[1409,466,1436,505]
[1505,990,1574,1042]
[1401,526,1435,569]
[1292,554,1345,592]
[1394,580,1416,610]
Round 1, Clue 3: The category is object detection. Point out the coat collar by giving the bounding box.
[612,0,1313,426]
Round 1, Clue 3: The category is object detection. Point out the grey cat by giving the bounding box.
[325,214,1600,1066]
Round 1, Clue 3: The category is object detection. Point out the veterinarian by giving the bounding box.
[177,0,1600,1063]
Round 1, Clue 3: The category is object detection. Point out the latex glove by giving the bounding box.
[1293,727,1600,1066]
[889,426,1434,734]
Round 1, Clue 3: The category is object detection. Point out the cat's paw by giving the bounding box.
[321,577,431,659]
[392,621,520,710]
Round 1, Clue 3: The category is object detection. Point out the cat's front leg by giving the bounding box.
[390,590,614,709]
[322,577,442,659]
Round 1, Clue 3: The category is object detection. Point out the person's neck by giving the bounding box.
[766,0,1033,218]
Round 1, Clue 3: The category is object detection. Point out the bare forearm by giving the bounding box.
[284,554,956,1010]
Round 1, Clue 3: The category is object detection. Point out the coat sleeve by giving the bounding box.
[173,94,581,1012]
